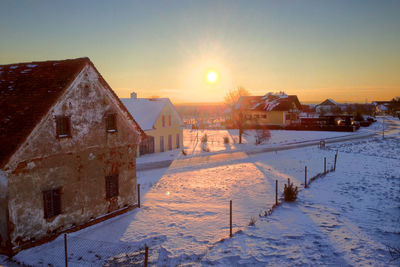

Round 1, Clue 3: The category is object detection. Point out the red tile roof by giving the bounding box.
[0,57,144,168]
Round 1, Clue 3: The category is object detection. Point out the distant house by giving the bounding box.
[316,99,340,114]
[0,58,144,255]
[121,93,184,156]
[372,101,391,114]
[236,92,302,127]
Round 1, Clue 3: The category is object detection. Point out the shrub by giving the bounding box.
[201,134,208,143]
[283,179,298,202]
[201,142,210,152]
[248,216,257,226]
[255,128,271,145]
[181,149,187,156]
[223,136,229,144]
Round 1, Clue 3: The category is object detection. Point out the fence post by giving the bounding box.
[138,184,141,208]
[334,151,338,171]
[230,200,233,237]
[324,157,326,173]
[275,180,278,206]
[305,166,308,188]
[144,244,148,267]
[64,234,68,267]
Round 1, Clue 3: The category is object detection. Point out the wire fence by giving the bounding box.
[31,235,148,267]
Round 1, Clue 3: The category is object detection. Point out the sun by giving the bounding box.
[207,71,218,83]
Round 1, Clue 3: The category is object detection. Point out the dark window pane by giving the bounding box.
[56,117,70,137]
[105,175,119,198]
[106,114,117,132]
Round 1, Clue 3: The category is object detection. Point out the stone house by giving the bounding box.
[0,57,144,255]
[121,93,184,156]
[236,92,302,128]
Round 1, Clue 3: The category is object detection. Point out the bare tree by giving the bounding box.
[225,87,250,144]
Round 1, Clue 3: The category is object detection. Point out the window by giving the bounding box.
[285,114,291,120]
[105,175,119,199]
[56,116,70,137]
[168,134,172,150]
[160,136,164,152]
[176,133,180,149]
[106,114,117,132]
[162,115,165,127]
[254,114,259,119]
[43,188,62,219]
[168,115,171,127]
[261,115,267,119]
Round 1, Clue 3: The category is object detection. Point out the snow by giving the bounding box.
[136,118,387,165]
[9,66,18,69]
[26,64,38,68]
[259,92,289,111]
[327,98,338,105]
[4,118,400,266]
[120,98,167,131]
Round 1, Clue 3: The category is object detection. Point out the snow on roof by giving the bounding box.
[319,99,338,106]
[121,97,183,131]
[260,92,289,111]
[120,98,166,131]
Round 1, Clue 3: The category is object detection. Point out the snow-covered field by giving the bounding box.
[137,119,387,164]
[1,118,399,266]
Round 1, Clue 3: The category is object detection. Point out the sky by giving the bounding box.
[0,0,399,104]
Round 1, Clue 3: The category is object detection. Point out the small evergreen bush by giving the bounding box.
[248,216,257,226]
[223,136,229,144]
[201,134,208,143]
[283,180,298,202]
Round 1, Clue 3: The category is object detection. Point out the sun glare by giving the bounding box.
[207,71,218,83]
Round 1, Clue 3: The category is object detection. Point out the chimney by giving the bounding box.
[130,92,137,99]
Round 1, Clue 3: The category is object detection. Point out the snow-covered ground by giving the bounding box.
[2,118,399,266]
[137,118,390,164]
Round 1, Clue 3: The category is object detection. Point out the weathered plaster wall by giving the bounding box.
[4,64,140,249]
[7,145,136,247]
[0,170,8,250]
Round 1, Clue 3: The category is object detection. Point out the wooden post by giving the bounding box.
[230,200,233,237]
[324,157,326,173]
[275,180,278,206]
[334,153,338,171]
[305,166,308,188]
[138,184,141,208]
[64,234,68,267]
[288,178,290,186]
[144,244,149,267]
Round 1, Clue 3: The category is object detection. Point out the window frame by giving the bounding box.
[105,174,119,199]
[56,116,71,138]
[162,115,166,127]
[106,113,117,133]
[176,133,180,149]
[43,187,62,219]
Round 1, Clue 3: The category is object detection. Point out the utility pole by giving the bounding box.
[382,115,385,139]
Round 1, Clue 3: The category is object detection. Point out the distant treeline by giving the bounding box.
[175,103,226,118]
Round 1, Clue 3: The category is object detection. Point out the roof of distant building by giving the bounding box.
[237,92,302,112]
[121,95,183,131]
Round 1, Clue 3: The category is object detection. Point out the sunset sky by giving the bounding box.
[1,0,399,103]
